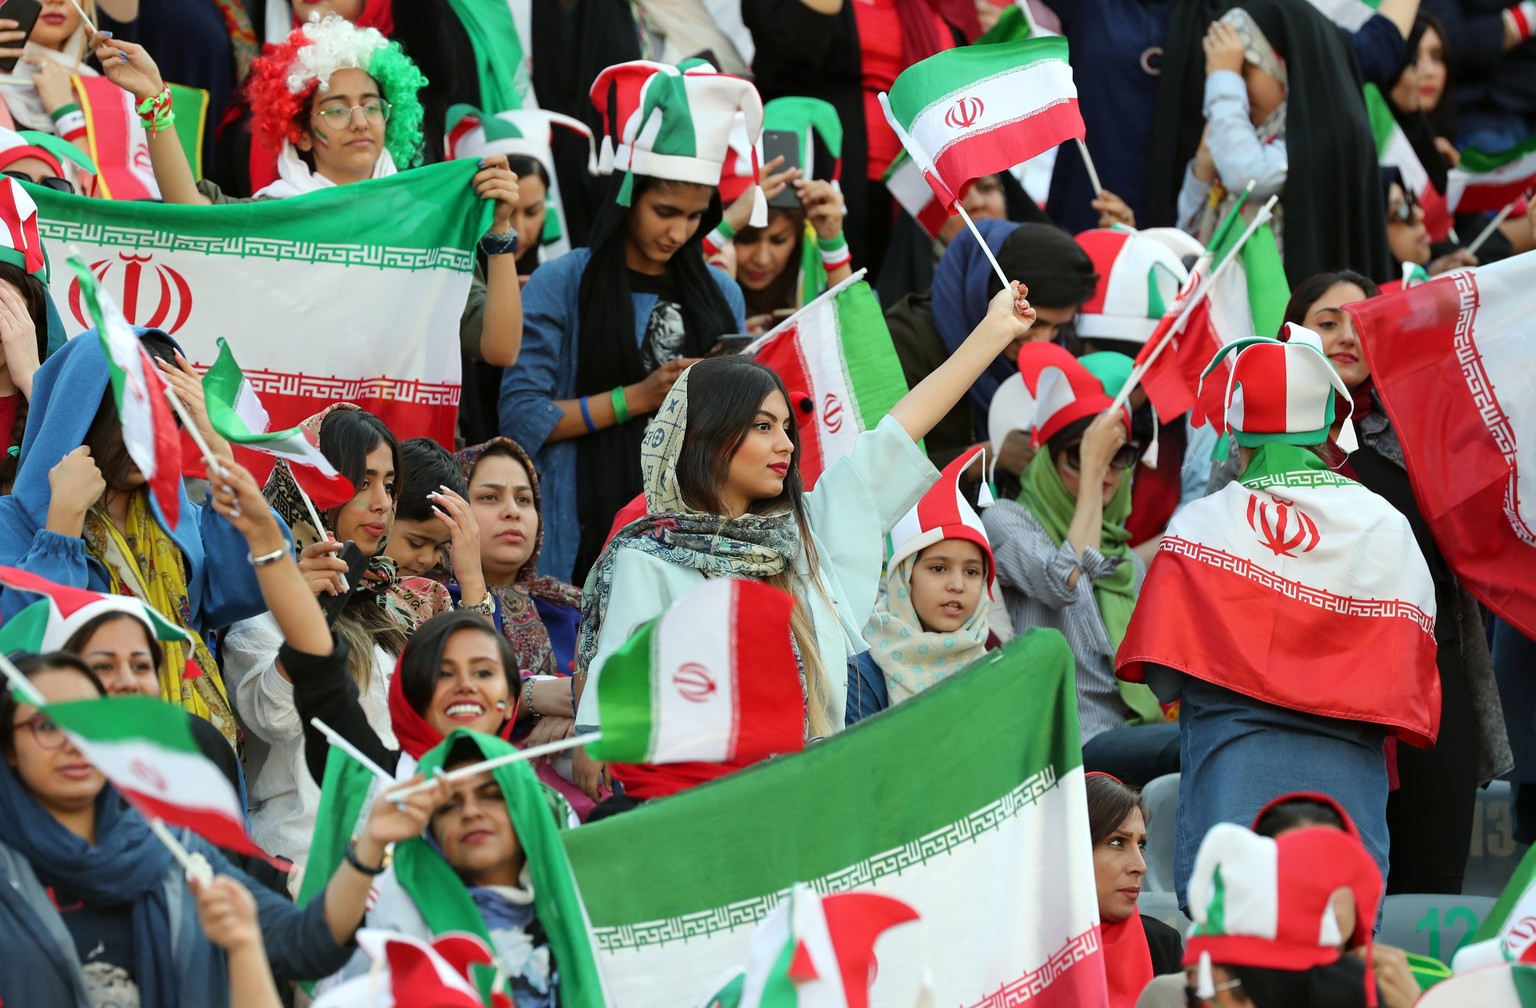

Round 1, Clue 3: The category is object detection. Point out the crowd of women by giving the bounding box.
[0,0,1533,1004]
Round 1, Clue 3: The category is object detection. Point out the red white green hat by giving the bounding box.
[0,127,96,184]
[588,59,766,219]
[444,105,596,255]
[0,565,190,658]
[1073,227,1195,345]
[1200,323,1357,450]
[0,177,44,277]
[1015,342,1132,447]
[1185,822,1383,1003]
[887,445,995,585]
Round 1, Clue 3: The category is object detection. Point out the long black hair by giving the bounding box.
[397,610,520,721]
[570,173,738,579]
[676,355,806,517]
[1282,271,1380,328]
[62,611,163,676]
[317,407,401,530]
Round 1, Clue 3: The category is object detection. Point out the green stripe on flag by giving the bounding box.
[1458,135,1536,174]
[976,4,1034,44]
[1363,84,1396,151]
[835,281,911,432]
[1472,843,1536,942]
[298,745,382,909]
[564,629,1080,927]
[885,35,1071,124]
[168,83,209,179]
[0,599,50,656]
[590,617,664,762]
[1241,222,1287,338]
[443,0,528,112]
[43,694,200,751]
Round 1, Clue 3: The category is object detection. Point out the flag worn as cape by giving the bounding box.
[879,36,1084,210]
[562,630,1109,1007]
[40,693,281,865]
[1346,252,1536,640]
[1117,443,1440,745]
[67,254,182,527]
[746,271,912,489]
[35,162,490,458]
[201,338,353,507]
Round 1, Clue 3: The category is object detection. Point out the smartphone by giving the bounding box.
[708,334,756,356]
[319,540,370,624]
[760,129,802,211]
[0,0,41,75]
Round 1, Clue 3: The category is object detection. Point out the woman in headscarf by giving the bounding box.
[572,275,1039,800]
[884,218,1098,482]
[981,344,1178,787]
[5,0,98,159]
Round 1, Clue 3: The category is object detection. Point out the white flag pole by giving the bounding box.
[147,817,214,884]
[953,200,1014,292]
[1465,197,1522,258]
[387,733,602,800]
[65,0,99,36]
[312,718,396,783]
[0,650,45,704]
[1107,194,1278,415]
[162,383,224,480]
[1075,138,1104,198]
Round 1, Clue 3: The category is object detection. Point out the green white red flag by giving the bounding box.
[66,253,183,527]
[1345,250,1536,640]
[73,77,210,200]
[0,564,190,656]
[878,36,1083,210]
[313,931,508,1008]
[883,153,950,241]
[1303,0,1380,31]
[1117,445,1440,746]
[585,578,804,765]
[1446,137,1536,214]
[201,338,353,508]
[747,271,912,488]
[563,631,1109,1007]
[36,692,279,864]
[1456,845,1536,973]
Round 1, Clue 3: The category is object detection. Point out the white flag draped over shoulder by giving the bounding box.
[34,162,490,454]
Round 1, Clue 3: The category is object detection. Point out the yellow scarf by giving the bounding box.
[85,491,236,745]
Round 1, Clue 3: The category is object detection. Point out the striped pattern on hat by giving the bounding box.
[1199,324,1355,448]
[887,445,995,585]
[0,178,43,276]
[1074,228,1192,345]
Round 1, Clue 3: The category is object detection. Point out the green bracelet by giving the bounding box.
[611,386,632,425]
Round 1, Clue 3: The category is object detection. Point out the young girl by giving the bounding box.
[572,276,1038,798]
[850,446,997,723]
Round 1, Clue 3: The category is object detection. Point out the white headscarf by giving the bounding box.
[254,138,398,199]
[3,31,97,133]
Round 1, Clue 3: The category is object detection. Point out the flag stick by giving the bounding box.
[1075,139,1104,199]
[312,718,395,783]
[163,383,224,480]
[954,201,1013,293]
[1465,198,1522,258]
[387,733,601,800]
[293,481,331,552]
[1107,194,1279,415]
[146,817,213,884]
[65,0,98,36]
[0,650,44,704]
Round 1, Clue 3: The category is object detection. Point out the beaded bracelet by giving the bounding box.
[610,386,632,425]
[478,230,519,257]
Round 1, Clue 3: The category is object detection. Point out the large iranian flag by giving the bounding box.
[882,153,949,241]
[563,630,1110,1008]
[1117,446,1440,747]
[879,36,1083,209]
[746,271,911,488]
[36,693,280,864]
[1446,136,1536,213]
[30,161,489,451]
[1346,250,1536,640]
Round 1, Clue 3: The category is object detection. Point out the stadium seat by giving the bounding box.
[1377,894,1496,962]
[1142,773,1180,893]
[1465,780,1527,897]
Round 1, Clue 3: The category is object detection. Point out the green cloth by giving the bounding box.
[1238,441,1336,484]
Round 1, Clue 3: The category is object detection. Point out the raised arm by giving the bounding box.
[472,155,526,368]
[88,31,210,205]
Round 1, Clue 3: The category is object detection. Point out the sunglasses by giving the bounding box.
[2,171,72,193]
[1387,190,1420,224]
[1061,441,1142,472]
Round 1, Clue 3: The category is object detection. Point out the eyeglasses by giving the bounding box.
[2,171,72,193]
[1185,978,1243,1007]
[12,712,68,750]
[312,99,392,130]
[1061,441,1142,472]
[1387,190,1420,224]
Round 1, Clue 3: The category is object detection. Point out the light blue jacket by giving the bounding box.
[0,827,350,1007]
[0,329,284,626]
[497,249,745,583]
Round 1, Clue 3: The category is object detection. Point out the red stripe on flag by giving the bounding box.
[119,788,290,870]
[729,585,802,760]
[141,348,183,529]
[224,395,453,485]
[751,321,827,487]
[1348,272,1536,641]
[929,102,1085,203]
[1117,539,1440,746]
[1455,178,1535,214]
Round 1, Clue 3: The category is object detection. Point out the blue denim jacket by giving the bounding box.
[497,249,745,583]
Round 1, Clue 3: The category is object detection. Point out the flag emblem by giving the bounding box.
[822,392,845,433]
[130,756,168,793]
[673,663,717,702]
[68,253,194,335]
[1247,494,1321,557]
[944,96,984,129]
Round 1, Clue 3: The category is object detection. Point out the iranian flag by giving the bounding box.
[878,36,1083,211]
[1456,845,1536,973]
[313,931,505,1008]
[202,338,353,508]
[34,692,280,865]
[1134,197,1286,427]
[563,630,1110,1007]
[1446,136,1536,213]
[586,578,804,765]
[1117,449,1441,747]
[747,271,911,488]
[73,77,211,200]
[33,160,489,457]
[883,153,949,240]
[67,253,183,527]
[1345,251,1536,640]
[1303,0,1379,30]
[1364,84,1452,240]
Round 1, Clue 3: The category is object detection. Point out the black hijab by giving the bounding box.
[1148,0,1391,284]
[1381,14,1452,195]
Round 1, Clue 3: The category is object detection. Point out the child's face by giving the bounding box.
[1244,63,1286,126]
[908,540,987,634]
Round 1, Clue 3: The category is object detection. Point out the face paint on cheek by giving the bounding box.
[311,127,332,150]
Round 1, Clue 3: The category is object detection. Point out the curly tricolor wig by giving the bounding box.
[246,15,428,168]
